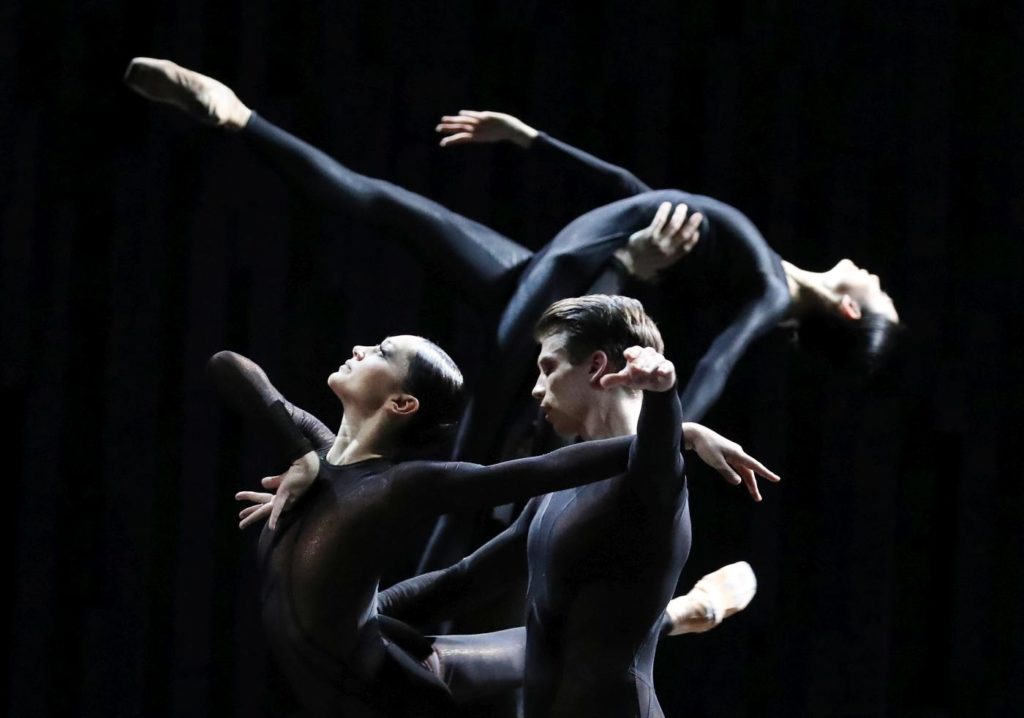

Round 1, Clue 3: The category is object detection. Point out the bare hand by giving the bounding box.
[436,110,539,148]
[235,450,320,530]
[235,491,274,529]
[614,201,703,281]
[682,423,780,502]
[599,346,676,393]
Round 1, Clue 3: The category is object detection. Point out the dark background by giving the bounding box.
[3,1,1021,716]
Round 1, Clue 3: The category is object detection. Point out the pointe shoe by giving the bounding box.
[123,57,252,129]
[666,561,757,635]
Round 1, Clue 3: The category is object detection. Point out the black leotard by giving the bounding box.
[208,350,644,717]
[381,387,688,718]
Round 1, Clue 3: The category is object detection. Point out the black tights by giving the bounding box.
[243,114,532,308]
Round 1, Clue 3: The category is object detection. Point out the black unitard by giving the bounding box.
[208,350,647,717]
[380,387,689,717]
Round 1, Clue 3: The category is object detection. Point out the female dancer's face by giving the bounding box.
[827,259,899,322]
[327,335,420,412]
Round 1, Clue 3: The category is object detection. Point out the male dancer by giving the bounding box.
[379,296,769,717]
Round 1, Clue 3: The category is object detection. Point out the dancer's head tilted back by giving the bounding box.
[531,295,663,440]
[328,335,463,458]
[784,258,901,373]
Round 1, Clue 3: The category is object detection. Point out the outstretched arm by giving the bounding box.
[436,110,651,200]
[600,346,684,503]
[396,433,633,514]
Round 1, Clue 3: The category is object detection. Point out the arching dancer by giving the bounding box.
[123,59,897,470]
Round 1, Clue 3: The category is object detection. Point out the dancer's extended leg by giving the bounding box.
[427,628,526,704]
[124,57,532,303]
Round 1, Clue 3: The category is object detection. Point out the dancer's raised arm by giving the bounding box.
[208,350,334,460]
[436,109,651,200]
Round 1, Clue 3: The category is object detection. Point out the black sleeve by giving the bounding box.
[207,351,335,463]
[532,132,652,201]
[627,386,685,505]
[674,197,792,421]
[378,500,537,626]
[677,281,791,421]
[394,435,633,514]
[586,255,631,295]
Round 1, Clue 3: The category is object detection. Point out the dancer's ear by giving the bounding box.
[389,394,420,417]
[836,294,862,321]
[588,351,611,386]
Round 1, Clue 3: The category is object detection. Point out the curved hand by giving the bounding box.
[435,110,539,148]
[682,423,780,502]
[235,450,320,530]
[235,491,274,529]
[614,201,703,282]
[599,346,676,393]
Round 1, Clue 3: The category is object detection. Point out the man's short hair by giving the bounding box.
[533,295,664,370]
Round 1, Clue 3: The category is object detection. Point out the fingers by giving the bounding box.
[678,211,703,252]
[436,121,478,134]
[239,502,272,530]
[713,461,743,487]
[436,114,480,146]
[437,114,480,128]
[661,207,703,257]
[600,346,675,390]
[735,454,781,483]
[662,203,689,248]
[598,367,632,388]
[439,132,474,147]
[737,465,763,502]
[649,202,672,238]
[236,491,273,503]
[269,491,289,531]
[262,474,282,489]
[239,504,264,520]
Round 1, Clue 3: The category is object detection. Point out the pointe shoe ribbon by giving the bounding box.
[666,561,757,635]
[123,57,251,129]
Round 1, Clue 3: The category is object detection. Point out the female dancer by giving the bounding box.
[123,59,898,470]
[209,336,635,716]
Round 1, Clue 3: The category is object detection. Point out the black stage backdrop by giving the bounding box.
[3,2,1021,716]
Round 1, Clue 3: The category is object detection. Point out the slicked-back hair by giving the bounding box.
[534,295,664,371]
[394,338,465,459]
